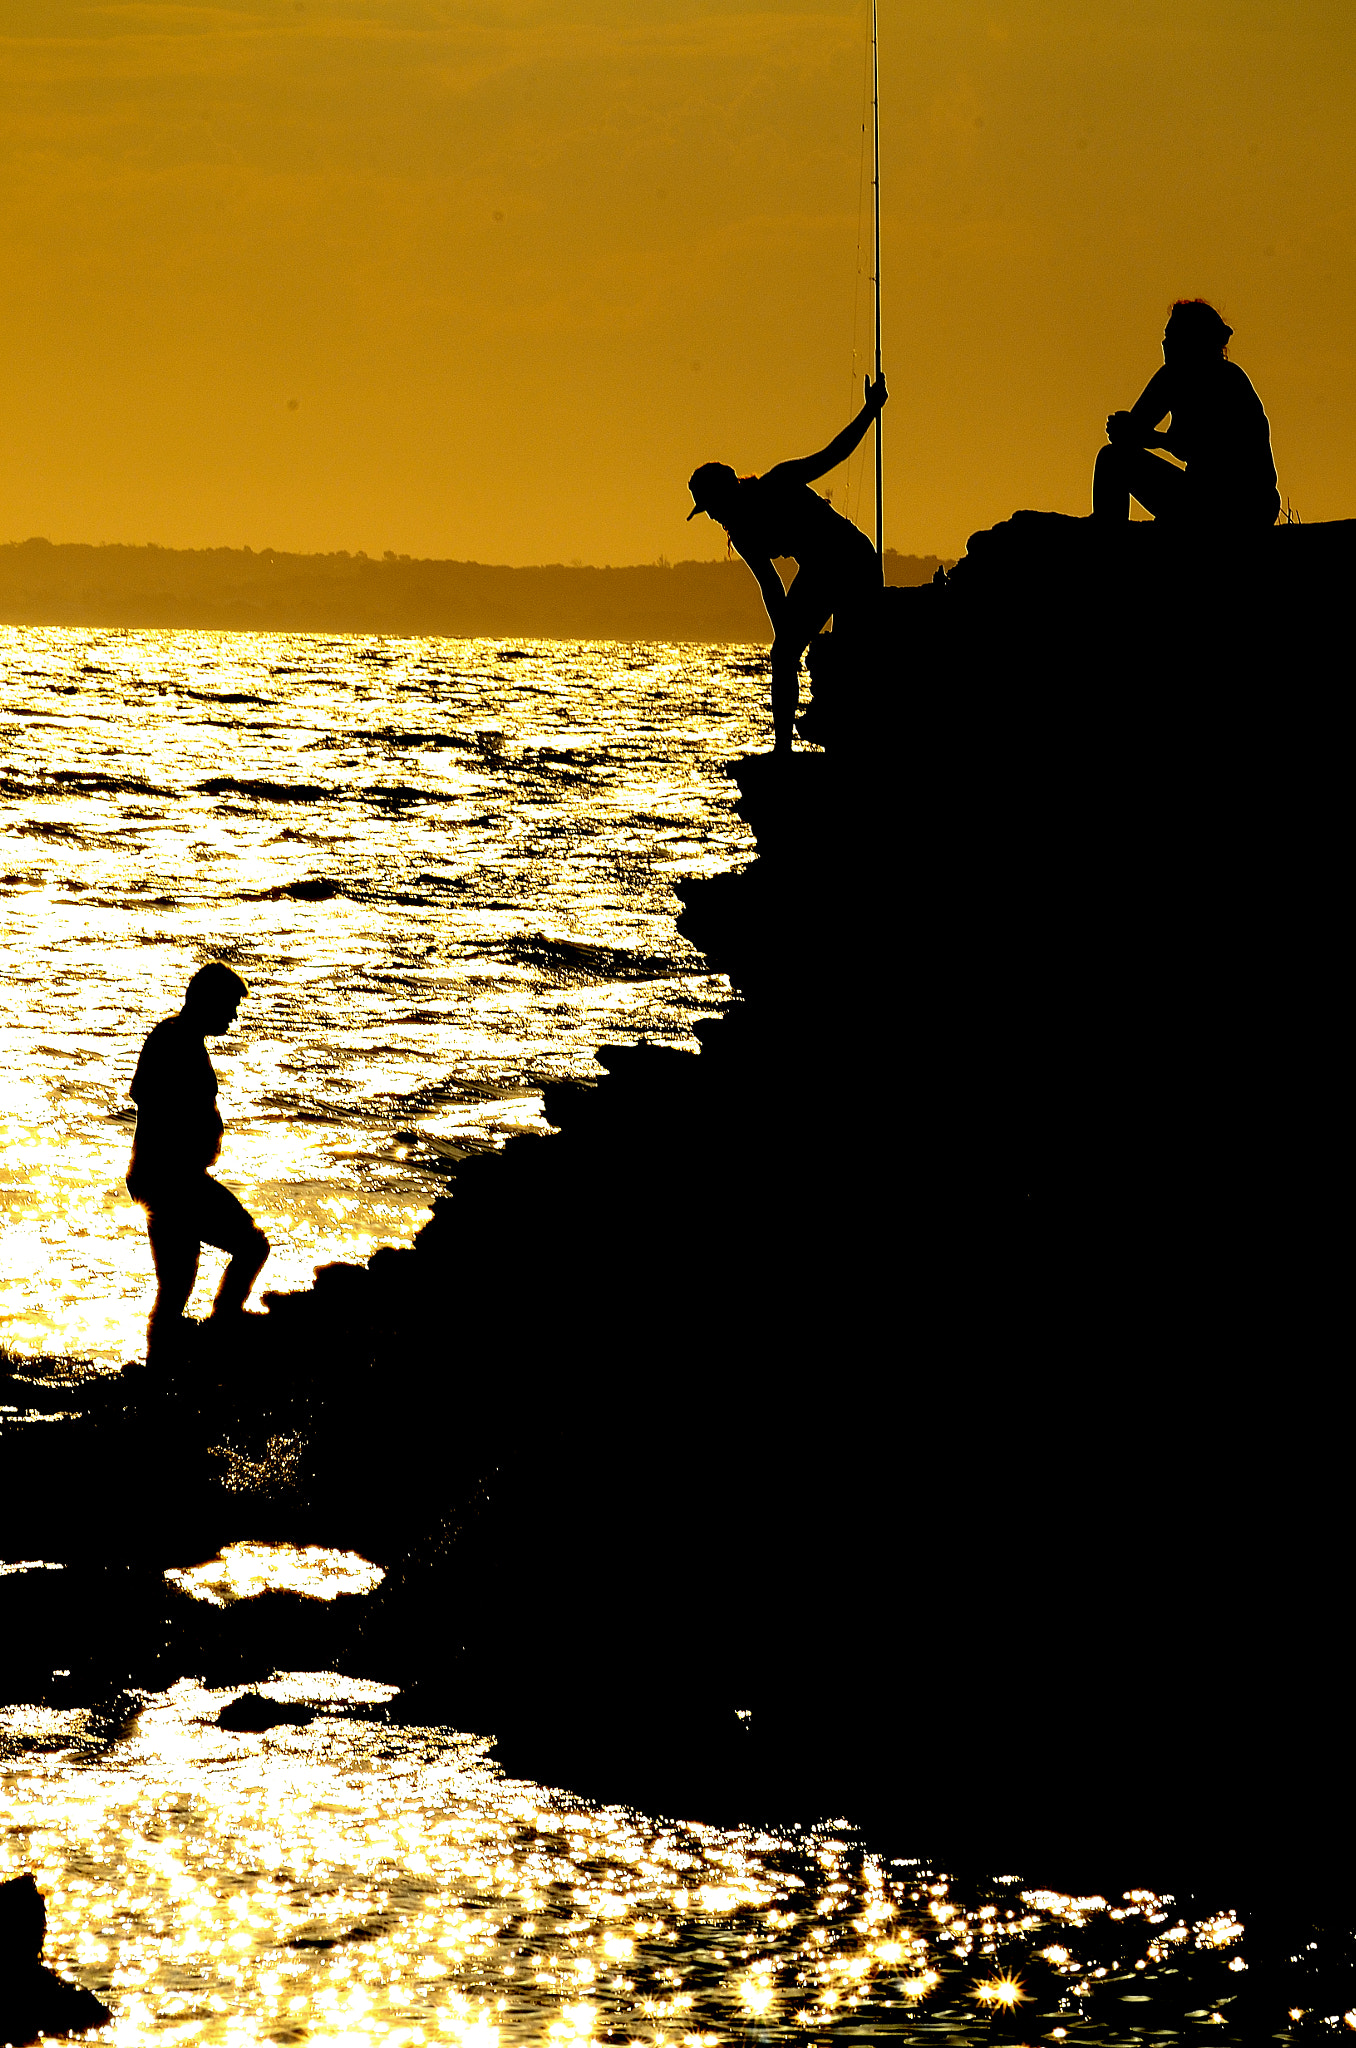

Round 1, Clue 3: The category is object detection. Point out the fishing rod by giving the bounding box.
[872,0,883,560]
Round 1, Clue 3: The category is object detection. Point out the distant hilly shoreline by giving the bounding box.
[0,537,952,643]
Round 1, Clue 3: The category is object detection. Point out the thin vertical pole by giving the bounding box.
[872,0,883,560]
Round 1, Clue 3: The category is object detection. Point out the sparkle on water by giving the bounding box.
[0,1670,1261,2044]
[0,626,764,1366]
[164,1543,387,1607]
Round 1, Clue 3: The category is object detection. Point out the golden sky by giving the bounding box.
[2,1,1352,563]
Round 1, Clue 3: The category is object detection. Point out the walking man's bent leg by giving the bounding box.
[213,1230,269,1319]
[197,1177,270,1321]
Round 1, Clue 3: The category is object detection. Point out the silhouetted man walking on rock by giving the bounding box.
[127,963,269,1364]
[687,375,887,752]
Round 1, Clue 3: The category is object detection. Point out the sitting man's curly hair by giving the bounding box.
[1168,299,1233,357]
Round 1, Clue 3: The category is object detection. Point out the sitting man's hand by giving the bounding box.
[1105,410,1137,445]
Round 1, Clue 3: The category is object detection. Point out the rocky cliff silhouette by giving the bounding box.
[3,511,1351,1956]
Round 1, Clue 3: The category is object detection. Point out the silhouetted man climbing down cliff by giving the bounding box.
[688,374,887,752]
[126,963,269,1364]
[1093,300,1279,530]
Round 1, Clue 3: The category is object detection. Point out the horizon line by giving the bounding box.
[2,535,952,573]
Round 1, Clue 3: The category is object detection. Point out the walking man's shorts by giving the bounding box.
[132,1174,260,1257]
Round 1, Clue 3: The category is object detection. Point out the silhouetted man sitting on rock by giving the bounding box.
[1093,299,1279,531]
[687,374,887,752]
[126,962,269,1364]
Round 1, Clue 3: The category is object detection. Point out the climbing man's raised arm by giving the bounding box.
[766,374,888,488]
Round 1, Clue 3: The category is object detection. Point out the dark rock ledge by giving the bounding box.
[2,513,1351,1926]
[0,1875,110,2044]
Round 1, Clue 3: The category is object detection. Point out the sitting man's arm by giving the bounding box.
[1107,366,1173,450]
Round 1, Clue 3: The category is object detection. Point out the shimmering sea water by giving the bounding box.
[0,1604,1260,2048]
[0,626,764,1366]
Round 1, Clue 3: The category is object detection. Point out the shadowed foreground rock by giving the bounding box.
[0,1875,111,2043]
[216,1690,316,1731]
[2,513,1350,1948]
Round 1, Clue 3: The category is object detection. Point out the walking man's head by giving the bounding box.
[183,963,248,1035]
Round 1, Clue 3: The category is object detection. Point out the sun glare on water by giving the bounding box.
[0,1686,1263,2044]
[1,1681,932,2044]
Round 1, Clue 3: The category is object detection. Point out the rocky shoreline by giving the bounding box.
[4,513,1352,1932]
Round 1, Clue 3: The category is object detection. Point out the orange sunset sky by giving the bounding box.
[2,0,1353,565]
